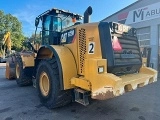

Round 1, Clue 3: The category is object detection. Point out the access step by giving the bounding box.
[74,88,90,106]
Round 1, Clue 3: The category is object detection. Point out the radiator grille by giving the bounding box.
[114,37,141,66]
[79,28,87,74]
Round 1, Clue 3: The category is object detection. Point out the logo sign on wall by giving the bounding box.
[118,2,160,24]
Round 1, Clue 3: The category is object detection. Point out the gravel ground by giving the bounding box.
[0,63,160,120]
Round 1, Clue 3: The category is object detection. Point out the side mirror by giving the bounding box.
[35,17,39,27]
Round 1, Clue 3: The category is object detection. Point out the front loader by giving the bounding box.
[9,6,157,109]
[5,41,38,80]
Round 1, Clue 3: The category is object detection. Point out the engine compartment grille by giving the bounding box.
[78,28,86,74]
[113,37,141,66]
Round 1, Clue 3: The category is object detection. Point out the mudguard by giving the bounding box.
[36,45,77,90]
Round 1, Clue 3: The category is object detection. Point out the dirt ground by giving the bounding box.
[0,63,160,120]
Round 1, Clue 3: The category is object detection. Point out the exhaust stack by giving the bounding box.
[84,6,92,23]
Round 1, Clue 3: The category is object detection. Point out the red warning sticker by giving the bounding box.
[112,36,122,51]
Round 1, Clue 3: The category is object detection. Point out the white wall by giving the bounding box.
[103,0,160,70]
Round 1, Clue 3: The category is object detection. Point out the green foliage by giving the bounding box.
[29,33,41,44]
[0,10,25,50]
[22,33,41,51]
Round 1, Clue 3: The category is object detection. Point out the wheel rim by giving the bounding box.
[16,64,20,79]
[40,72,50,96]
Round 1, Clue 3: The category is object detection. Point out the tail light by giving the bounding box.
[112,36,122,51]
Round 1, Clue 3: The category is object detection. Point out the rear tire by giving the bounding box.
[15,53,33,86]
[36,58,72,109]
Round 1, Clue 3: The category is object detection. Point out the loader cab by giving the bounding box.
[35,8,82,45]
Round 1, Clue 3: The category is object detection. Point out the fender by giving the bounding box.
[36,45,77,90]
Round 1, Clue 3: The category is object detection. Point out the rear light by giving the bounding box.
[112,36,122,51]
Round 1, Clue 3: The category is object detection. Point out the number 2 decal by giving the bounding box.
[88,42,95,54]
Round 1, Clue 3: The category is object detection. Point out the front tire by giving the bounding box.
[15,53,33,86]
[36,58,72,109]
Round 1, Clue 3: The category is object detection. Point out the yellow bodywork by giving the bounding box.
[50,45,77,89]
[67,23,157,100]
[37,45,77,90]
[37,22,157,101]
[71,58,157,100]
[20,52,35,68]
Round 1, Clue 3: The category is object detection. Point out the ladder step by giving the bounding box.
[74,88,90,106]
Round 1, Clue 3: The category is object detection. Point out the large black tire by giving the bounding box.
[36,58,72,109]
[15,54,33,86]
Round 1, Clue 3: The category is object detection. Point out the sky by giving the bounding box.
[0,0,137,37]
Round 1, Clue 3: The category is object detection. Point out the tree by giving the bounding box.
[0,10,25,51]
[22,33,41,51]
[29,33,41,44]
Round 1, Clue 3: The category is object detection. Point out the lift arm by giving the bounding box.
[2,32,11,51]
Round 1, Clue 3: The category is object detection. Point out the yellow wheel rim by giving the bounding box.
[16,64,20,79]
[40,72,50,96]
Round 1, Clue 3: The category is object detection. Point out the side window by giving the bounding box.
[44,16,50,35]
[53,17,62,32]
[42,16,51,44]
[62,17,72,30]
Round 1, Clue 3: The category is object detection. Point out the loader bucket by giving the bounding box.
[5,54,17,80]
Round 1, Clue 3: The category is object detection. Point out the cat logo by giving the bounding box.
[61,29,75,43]
[61,33,67,43]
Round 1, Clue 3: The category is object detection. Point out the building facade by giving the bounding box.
[103,0,160,70]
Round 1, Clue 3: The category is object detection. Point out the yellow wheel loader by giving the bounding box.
[5,41,37,80]
[1,32,16,80]
[9,6,157,108]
